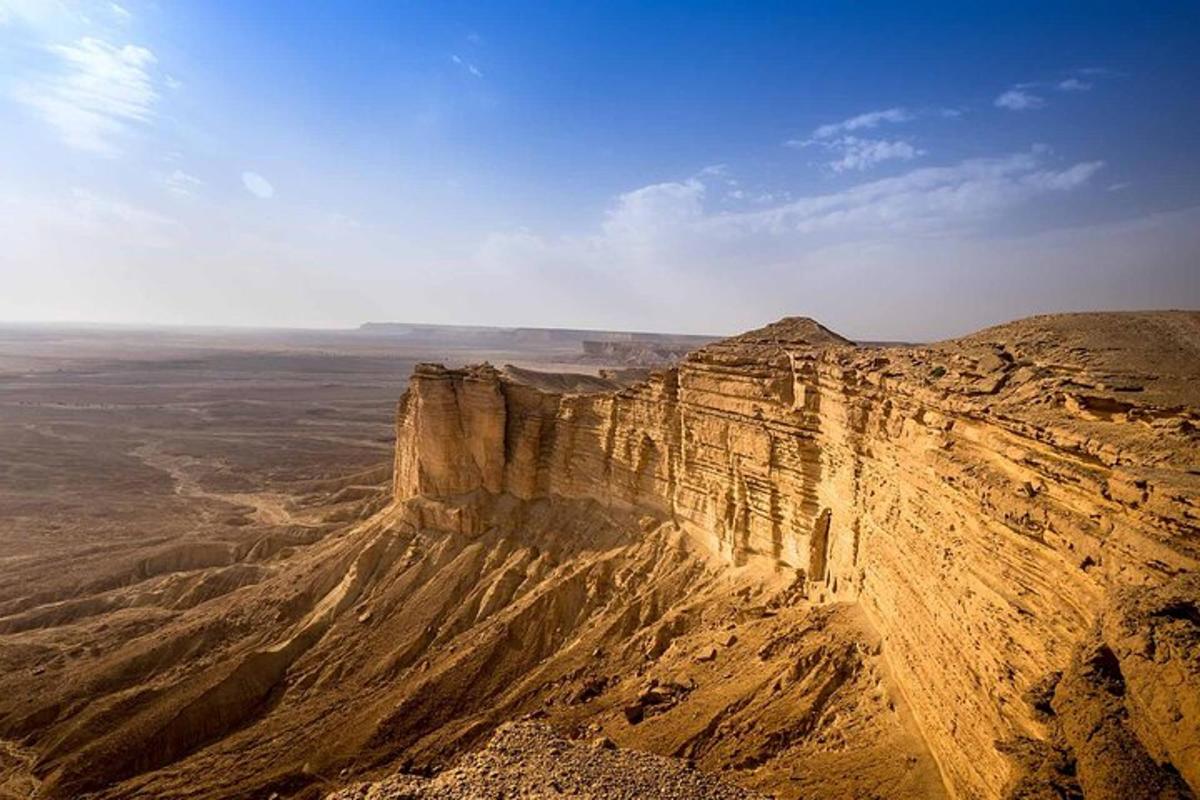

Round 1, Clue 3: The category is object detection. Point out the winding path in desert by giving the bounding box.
[131,441,305,527]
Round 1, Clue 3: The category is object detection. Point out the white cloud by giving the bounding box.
[828,137,922,172]
[725,186,785,205]
[0,0,78,31]
[12,36,160,154]
[465,150,1109,337]
[241,171,275,199]
[602,178,704,241]
[995,88,1045,110]
[811,107,912,140]
[476,149,1104,284]
[164,169,203,197]
[1001,69,1107,101]
[997,70,1103,108]
[109,2,130,21]
[790,108,924,172]
[450,53,483,78]
[1057,77,1092,92]
[744,152,1098,235]
[721,152,1102,237]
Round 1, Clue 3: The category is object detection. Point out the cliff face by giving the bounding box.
[394,312,1200,799]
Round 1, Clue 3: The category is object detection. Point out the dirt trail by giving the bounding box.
[131,442,305,526]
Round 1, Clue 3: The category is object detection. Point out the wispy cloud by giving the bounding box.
[998,68,1109,109]
[163,169,203,197]
[0,0,78,31]
[241,171,275,199]
[1057,77,1092,92]
[811,107,912,140]
[723,152,1102,235]
[477,149,1105,287]
[12,36,160,154]
[995,88,1045,111]
[450,53,483,78]
[789,108,922,171]
[827,137,922,172]
[467,149,1107,337]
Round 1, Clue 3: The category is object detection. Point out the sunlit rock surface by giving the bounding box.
[393,312,1200,798]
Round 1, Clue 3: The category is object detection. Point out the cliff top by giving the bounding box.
[942,310,1200,410]
[411,311,1200,412]
[501,364,625,393]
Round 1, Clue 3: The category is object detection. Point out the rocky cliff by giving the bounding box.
[3,312,1194,800]
[393,312,1200,799]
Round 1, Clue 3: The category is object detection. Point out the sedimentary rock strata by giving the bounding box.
[1,312,1195,799]
[391,312,1200,798]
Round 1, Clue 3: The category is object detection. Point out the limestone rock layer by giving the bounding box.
[393,312,1200,799]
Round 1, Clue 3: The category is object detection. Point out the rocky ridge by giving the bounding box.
[0,312,1195,800]
[390,311,1200,798]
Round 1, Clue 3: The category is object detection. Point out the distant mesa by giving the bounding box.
[358,320,719,367]
[358,320,716,346]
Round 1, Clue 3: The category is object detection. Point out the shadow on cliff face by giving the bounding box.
[1001,574,1200,800]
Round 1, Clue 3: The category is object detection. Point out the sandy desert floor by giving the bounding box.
[0,323,600,579]
[0,323,698,799]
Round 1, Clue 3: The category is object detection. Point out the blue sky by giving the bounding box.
[1,1,1197,339]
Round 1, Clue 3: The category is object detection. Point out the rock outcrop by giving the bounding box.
[392,312,1200,798]
[330,721,767,800]
[2,312,1194,800]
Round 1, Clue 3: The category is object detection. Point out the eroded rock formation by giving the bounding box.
[1,312,1195,800]
[391,312,1200,798]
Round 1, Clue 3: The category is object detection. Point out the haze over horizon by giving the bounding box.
[1,1,1198,341]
